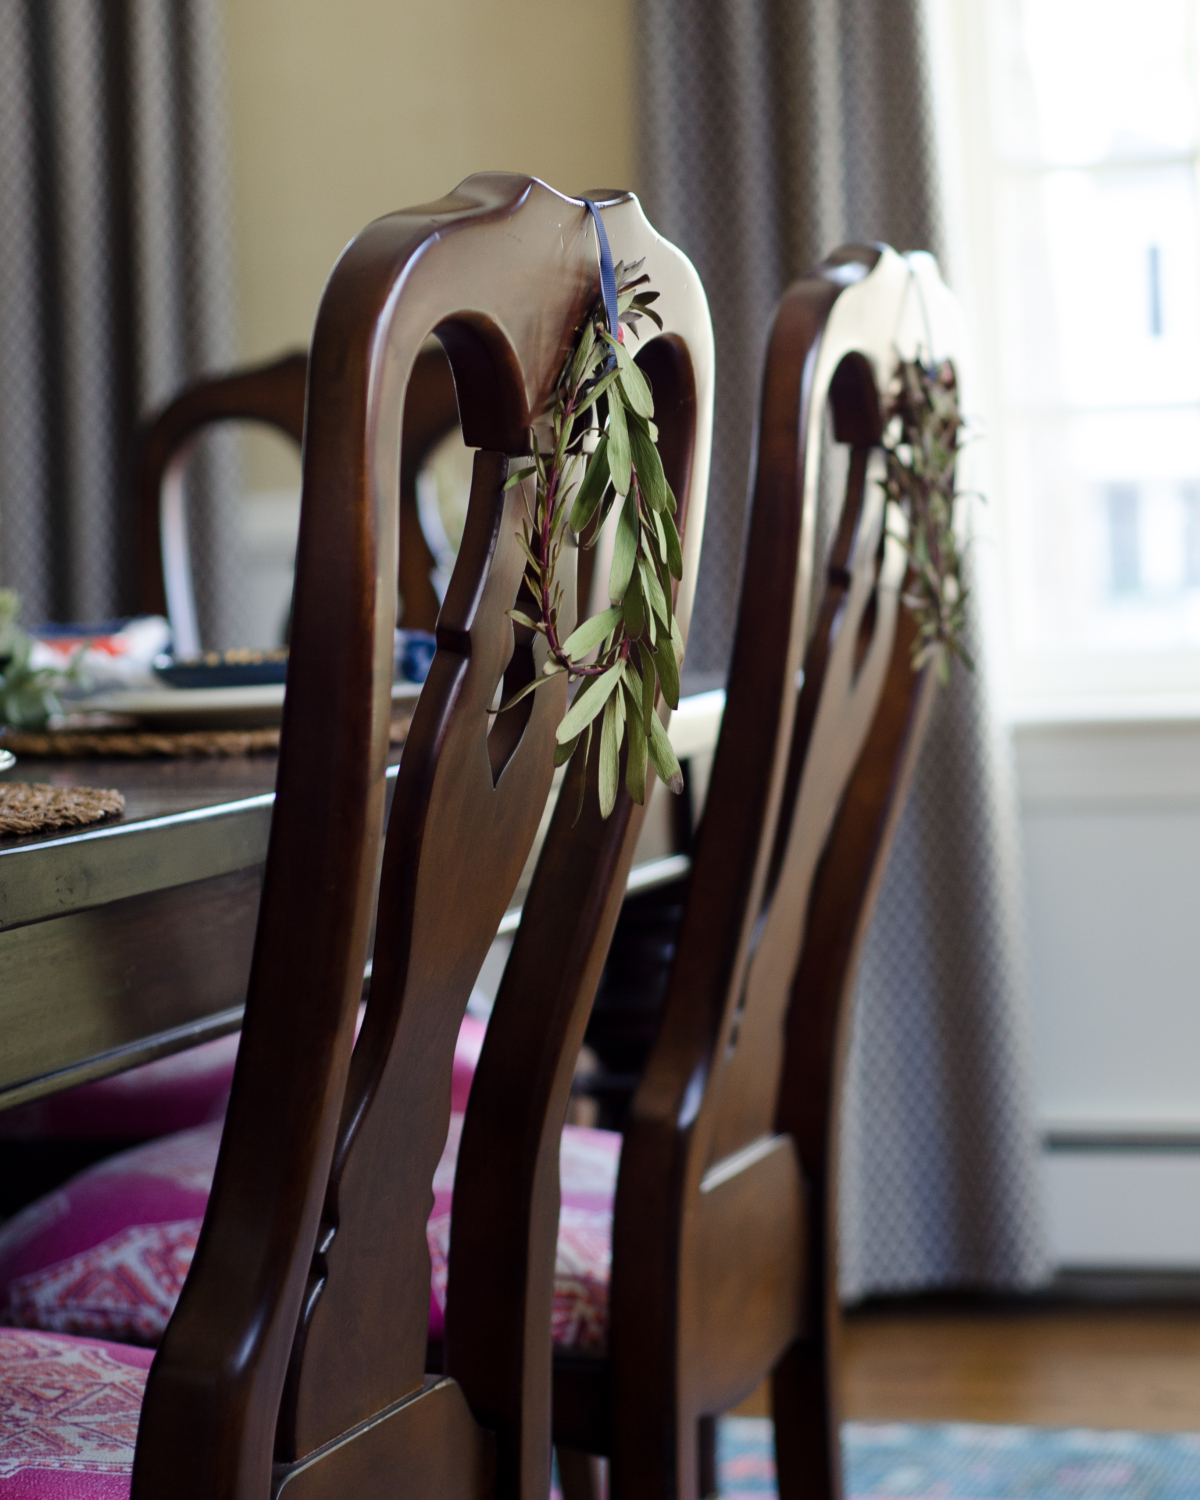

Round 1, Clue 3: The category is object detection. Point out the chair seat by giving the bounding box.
[0,1327,152,1497]
[0,1109,621,1356]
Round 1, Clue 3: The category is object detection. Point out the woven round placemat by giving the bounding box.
[0,727,282,758]
[0,709,414,760]
[0,783,125,836]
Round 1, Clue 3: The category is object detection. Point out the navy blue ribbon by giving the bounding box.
[582,198,620,355]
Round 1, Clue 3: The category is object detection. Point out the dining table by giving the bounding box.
[0,689,724,1112]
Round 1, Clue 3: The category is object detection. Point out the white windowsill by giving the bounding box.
[1006,694,1200,728]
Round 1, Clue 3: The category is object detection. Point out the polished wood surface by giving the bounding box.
[739,1302,1200,1433]
[128,176,713,1500]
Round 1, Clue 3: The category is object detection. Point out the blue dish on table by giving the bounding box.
[395,630,436,684]
[154,651,289,689]
[153,631,438,690]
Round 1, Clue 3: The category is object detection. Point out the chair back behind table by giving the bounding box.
[132,176,713,1500]
[135,344,461,651]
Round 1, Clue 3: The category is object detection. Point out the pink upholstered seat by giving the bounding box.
[0,1018,618,1354]
[0,1327,151,1498]
[0,1036,239,1143]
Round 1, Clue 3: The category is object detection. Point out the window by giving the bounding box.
[948,0,1200,713]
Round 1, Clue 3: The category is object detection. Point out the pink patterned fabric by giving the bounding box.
[0,1127,217,1344]
[425,1115,621,1351]
[0,1037,238,1142]
[0,1116,621,1355]
[0,1328,150,1498]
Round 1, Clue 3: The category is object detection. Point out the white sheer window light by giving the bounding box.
[948,0,1200,715]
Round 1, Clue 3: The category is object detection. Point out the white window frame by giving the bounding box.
[932,0,1200,724]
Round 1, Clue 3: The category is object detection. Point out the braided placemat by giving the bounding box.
[0,726,282,758]
[0,783,125,836]
[0,710,414,760]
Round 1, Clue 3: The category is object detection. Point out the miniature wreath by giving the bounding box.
[501,204,685,820]
[502,214,973,820]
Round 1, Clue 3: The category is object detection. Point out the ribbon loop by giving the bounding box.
[582,198,620,353]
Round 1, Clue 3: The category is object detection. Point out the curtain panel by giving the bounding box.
[637,0,1047,1297]
[0,0,237,643]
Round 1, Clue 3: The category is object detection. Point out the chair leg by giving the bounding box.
[557,1446,606,1500]
[771,1338,842,1500]
[698,1416,718,1499]
[610,1402,701,1500]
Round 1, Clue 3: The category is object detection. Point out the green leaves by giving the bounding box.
[500,258,693,819]
[561,605,621,661]
[555,659,624,743]
[599,692,620,818]
[638,641,655,733]
[504,465,536,491]
[661,508,683,580]
[647,710,684,795]
[606,334,655,419]
[623,679,648,803]
[637,553,668,629]
[629,416,669,512]
[652,631,680,711]
[609,488,640,604]
[607,385,632,496]
[569,435,610,533]
[623,572,645,640]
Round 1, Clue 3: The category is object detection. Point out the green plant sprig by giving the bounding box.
[502,259,686,818]
[882,357,974,682]
[0,588,83,730]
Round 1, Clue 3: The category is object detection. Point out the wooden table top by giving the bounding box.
[0,754,283,932]
[0,690,723,1107]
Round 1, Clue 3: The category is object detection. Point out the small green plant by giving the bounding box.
[0,590,81,729]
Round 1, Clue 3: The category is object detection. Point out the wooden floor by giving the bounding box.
[734,1301,1200,1431]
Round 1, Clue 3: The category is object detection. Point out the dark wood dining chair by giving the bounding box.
[517,245,956,1500]
[0,175,714,1500]
[135,343,461,650]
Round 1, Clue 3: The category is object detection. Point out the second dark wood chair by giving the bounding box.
[532,245,959,1500]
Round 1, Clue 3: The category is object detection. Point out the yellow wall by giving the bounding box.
[224,0,637,366]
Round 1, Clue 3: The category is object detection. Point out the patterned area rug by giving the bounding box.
[719,1416,1200,1499]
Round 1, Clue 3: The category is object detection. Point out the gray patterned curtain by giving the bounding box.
[0,0,238,643]
[638,0,1048,1296]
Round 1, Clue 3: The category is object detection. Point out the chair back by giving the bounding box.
[130,176,713,1500]
[608,246,960,1497]
[135,347,461,651]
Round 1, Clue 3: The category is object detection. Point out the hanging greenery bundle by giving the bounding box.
[502,248,686,819]
[503,218,974,818]
[882,357,973,680]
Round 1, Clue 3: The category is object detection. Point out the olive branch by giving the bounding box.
[883,357,974,681]
[501,259,686,819]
